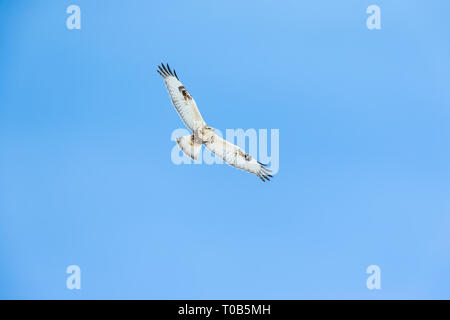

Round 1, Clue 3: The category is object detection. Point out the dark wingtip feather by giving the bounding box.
[258,161,269,167]
[261,167,272,173]
[257,168,273,182]
[166,63,174,77]
[158,65,167,77]
[161,63,170,75]
[158,63,179,79]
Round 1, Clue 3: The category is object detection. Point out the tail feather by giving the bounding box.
[176,134,202,160]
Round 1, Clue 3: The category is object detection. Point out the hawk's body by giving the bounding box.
[157,63,272,182]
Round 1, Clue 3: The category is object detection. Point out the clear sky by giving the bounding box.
[1,0,449,299]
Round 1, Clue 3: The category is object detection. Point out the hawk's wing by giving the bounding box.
[157,63,206,132]
[205,134,273,182]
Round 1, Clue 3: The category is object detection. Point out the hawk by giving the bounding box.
[157,63,272,182]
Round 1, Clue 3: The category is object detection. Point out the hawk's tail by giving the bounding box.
[176,134,202,160]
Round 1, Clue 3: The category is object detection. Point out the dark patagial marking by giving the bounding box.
[178,86,192,101]
[237,150,251,161]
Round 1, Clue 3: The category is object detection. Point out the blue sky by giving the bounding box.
[1,0,449,299]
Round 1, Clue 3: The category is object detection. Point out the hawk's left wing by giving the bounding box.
[205,134,273,182]
[157,63,206,132]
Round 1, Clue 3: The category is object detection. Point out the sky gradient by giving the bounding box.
[1,0,449,299]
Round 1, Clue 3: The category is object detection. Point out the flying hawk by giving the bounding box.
[157,63,272,182]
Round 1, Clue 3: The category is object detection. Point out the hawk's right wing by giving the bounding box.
[157,63,206,132]
[205,133,273,182]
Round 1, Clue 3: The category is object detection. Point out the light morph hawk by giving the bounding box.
[157,63,272,182]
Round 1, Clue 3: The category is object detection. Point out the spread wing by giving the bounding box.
[157,63,206,132]
[205,134,273,182]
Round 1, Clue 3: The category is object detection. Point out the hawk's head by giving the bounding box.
[196,126,215,143]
